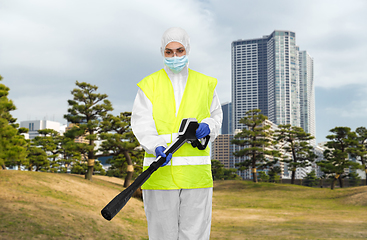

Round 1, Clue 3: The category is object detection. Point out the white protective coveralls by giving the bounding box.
[131,27,223,240]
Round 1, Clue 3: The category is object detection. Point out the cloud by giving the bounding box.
[206,0,367,89]
[1,0,367,144]
[1,0,229,121]
[315,84,367,142]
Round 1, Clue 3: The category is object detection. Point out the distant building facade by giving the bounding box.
[221,102,232,134]
[211,132,249,179]
[65,123,89,144]
[20,120,65,139]
[299,51,316,145]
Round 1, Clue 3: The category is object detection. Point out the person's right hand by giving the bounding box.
[155,146,172,167]
[196,123,210,139]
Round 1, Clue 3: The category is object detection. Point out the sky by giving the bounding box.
[1,0,367,144]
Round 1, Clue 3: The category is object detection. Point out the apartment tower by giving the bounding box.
[231,30,315,135]
[299,51,316,143]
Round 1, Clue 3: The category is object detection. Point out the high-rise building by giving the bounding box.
[232,34,272,131]
[213,30,316,180]
[299,51,316,144]
[221,102,232,134]
[231,30,315,139]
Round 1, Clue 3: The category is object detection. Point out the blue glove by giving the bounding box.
[155,146,172,167]
[196,123,210,139]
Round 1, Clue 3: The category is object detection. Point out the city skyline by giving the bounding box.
[1,0,367,144]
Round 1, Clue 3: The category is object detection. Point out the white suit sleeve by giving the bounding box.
[131,88,167,156]
[201,90,223,142]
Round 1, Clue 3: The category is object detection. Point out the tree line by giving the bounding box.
[0,78,143,187]
[225,109,367,190]
[1,77,366,190]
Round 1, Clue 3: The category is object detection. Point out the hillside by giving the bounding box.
[0,171,147,240]
[1,171,367,240]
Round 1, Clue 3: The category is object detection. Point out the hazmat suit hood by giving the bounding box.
[160,27,190,111]
[161,27,190,56]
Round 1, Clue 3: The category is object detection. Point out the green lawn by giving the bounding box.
[1,171,366,239]
[211,180,367,240]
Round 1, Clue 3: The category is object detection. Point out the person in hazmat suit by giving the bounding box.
[131,27,223,240]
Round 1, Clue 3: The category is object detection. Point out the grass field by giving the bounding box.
[212,181,367,240]
[1,170,366,240]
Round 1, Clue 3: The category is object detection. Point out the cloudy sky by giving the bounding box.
[1,0,366,144]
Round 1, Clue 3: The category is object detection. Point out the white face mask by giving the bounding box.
[164,55,189,73]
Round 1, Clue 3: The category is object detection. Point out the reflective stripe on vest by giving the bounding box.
[137,68,217,190]
[143,156,211,166]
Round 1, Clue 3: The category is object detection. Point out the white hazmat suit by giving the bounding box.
[131,27,222,240]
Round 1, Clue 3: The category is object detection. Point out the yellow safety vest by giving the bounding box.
[137,68,217,190]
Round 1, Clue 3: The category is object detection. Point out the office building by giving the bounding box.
[213,30,317,180]
[232,34,273,131]
[231,30,315,138]
[221,102,232,134]
[211,132,249,179]
[20,120,64,139]
[211,134,234,169]
[299,51,316,145]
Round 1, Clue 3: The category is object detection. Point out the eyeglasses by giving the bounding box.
[164,47,186,57]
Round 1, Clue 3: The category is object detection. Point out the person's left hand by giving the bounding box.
[196,123,210,139]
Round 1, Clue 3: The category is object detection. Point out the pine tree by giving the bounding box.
[211,159,225,180]
[58,135,82,173]
[232,109,280,182]
[268,166,281,183]
[317,127,361,190]
[258,171,269,182]
[355,127,367,185]
[275,124,317,184]
[99,112,143,187]
[26,145,49,171]
[32,129,62,172]
[64,81,113,180]
[0,75,28,170]
[211,160,240,180]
